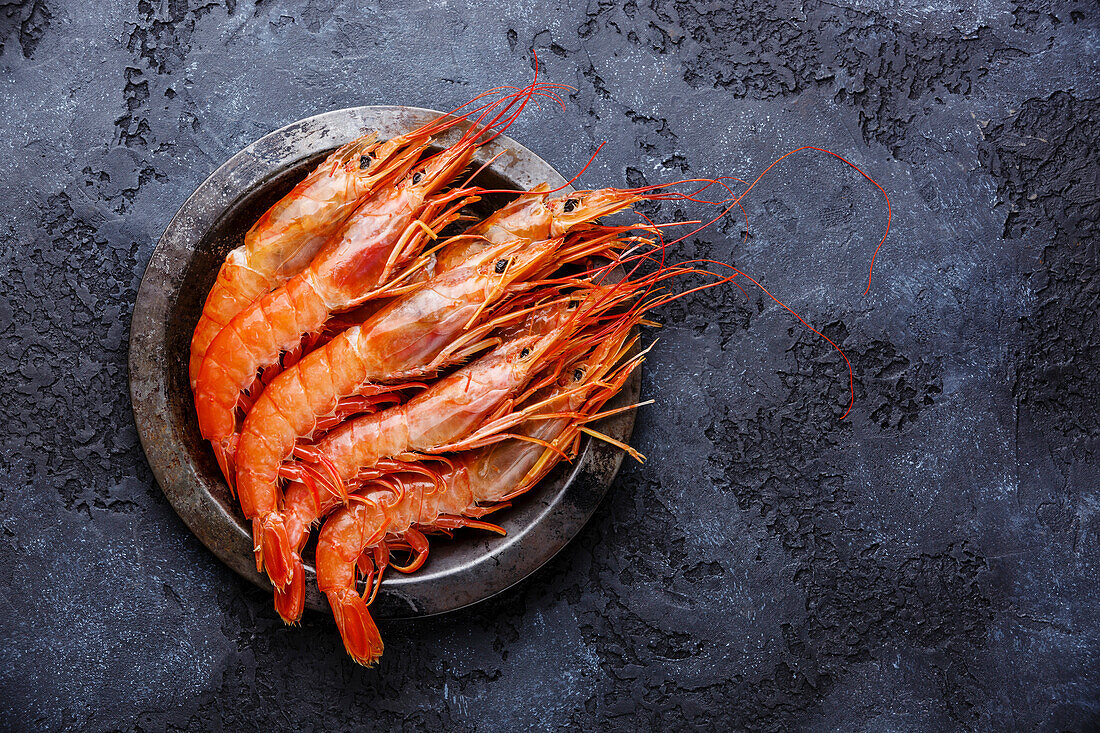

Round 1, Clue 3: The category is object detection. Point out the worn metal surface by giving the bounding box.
[129,105,638,618]
[1,0,1098,730]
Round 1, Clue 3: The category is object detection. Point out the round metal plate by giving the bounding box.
[128,106,639,618]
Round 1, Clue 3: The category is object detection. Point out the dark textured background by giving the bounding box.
[1,0,1097,730]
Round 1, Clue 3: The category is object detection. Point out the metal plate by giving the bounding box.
[128,106,639,619]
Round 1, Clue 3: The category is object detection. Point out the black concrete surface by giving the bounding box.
[1,1,1097,730]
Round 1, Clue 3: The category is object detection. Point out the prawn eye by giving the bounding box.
[494,258,508,274]
[567,299,579,310]
[520,348,531,359]
[412,171,423,184]
[573,368,584,381]
[563,198,579,213]
[359,154,372,170]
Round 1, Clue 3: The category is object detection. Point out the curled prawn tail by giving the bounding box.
[327,587,384,667]
[212,439,237,495]
[254,512,294,588]
[273,560,305,625]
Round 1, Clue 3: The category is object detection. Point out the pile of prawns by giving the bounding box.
[190,73,890,666]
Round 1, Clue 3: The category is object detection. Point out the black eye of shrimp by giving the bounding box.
[412,171,423,184]
[567,299,579,310]
[563,198,579,213]
[520,348,531,359]
[359,154,372,170]
[573,368,584,381]
[494,259,508,273]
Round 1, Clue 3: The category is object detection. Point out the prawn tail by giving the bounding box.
[328,587,384,667]
[255,513,294,588]
[212,440,237,496]
[273,558,305,625]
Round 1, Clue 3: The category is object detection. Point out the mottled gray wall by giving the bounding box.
[0,0,1097,730]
